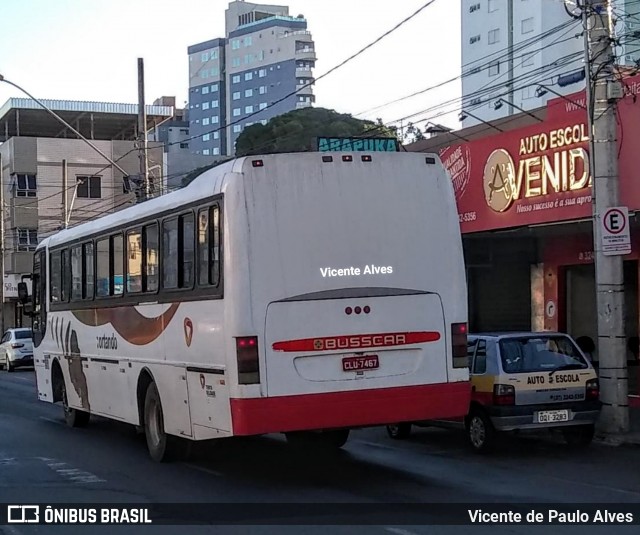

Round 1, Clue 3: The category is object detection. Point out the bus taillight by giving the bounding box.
[451,322,468,369]
[236,336,260,385]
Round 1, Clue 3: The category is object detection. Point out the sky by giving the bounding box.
[0,0,462,130]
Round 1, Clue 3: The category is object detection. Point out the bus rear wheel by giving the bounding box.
[61,381,90,428]
[144,381,182,462]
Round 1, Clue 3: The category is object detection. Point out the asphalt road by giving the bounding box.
[0,369,639,535]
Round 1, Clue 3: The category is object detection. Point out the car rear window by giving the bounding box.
[498,336,589,374]
[14,331,32,340]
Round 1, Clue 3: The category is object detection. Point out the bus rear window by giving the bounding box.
[499,336,589,374]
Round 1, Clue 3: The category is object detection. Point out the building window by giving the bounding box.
[232,75,240,83]
[211,100,219,108]
[233,125,242,133]
[211,83,219,92]
[521,17,534,34]
[202,102,210,110]
[231,39,241,50]
[488,0,498,12]
[522,86,536,100]
[77,175,101,199]
[17,229,38,251]
[245,89,253,97]
[245,72,253,81]
[488,28,500,44]
[244,36,252,46]
[202,86,210,95]
[211,116,219,124]
[180,143,189,149]
[233,108,241,117]
[213,147,220,155]
[210,49,218,60]
[259,85,267,94]
[210,67,219,77]
[203,117,210,125]
[201,52,209,62]
[200,70,209,79]
[13,174,37,197]
[232,57,241,67]
[469,34,481,44]
[233,91,241,100]
[245,105,254,113]
[259,69,267,77]
[521,52,535,67]
[203,149,210,155]
[488,60,500,76]
[469,2,481,12]
[257,50,265,61]
[244,54,252,64]
[203,134,210,141]
[213,131,219,139]
[259,102,267,110]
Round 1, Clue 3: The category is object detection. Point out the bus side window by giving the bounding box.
[143,223,159,292]
[71,245,83,301]
[211,205,220,287]
[466,339,478,368]
[112,234,124,295]
[50,251,61,303]
[96,238,110,297]
[83,242,94,299]
[162,218,179,289]
[180,213,195,288]
[126,229,142,294]
[198,208,210,286]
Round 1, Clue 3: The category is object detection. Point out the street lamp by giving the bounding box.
[535,84,587,109]
[493,97,544,122]
[458,110,503,132]
[0,74,129,177]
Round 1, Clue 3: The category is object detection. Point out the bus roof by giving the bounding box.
[40,151,440,250]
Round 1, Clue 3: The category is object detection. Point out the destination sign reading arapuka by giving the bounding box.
[317,137,398,152]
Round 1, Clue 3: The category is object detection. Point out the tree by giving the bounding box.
[235,107,398,156]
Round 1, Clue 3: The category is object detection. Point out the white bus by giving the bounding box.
[23,152,470,461]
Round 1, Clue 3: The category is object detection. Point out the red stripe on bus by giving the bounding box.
[230,382,471,435]
[272,331,441,352]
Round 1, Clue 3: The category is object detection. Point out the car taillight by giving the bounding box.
[493,384,515,406]
[11,343,24,349]
[236,336,260,385]
[451,323,468,368]
[586,378,599,401]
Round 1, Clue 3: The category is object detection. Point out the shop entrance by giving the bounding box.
[565,261,639,394]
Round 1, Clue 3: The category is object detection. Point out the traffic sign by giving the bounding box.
[601,206,631,256]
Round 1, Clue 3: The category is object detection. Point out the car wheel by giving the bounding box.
[386,423,412,439]
[61,381,90,428]
[144,381,182,462]
[562,424,595,447]
[6,360,14,373]
[466,409,496,453]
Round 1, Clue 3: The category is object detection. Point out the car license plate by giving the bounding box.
[536,409,569,423]
[342,355,379,372]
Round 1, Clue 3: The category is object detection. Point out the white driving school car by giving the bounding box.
[387,332,601,452]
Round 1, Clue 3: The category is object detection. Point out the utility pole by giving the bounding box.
[585,0,629,436]
[137,58,150,201]
[62,159,68,228]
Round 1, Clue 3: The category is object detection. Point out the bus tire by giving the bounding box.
[61,380,90,428]
[466,409,496,453]
[285,429,350,450]
[322,429,350,449]
[386,423,412,439]
[144,381,180,462]
[562,424,595,447]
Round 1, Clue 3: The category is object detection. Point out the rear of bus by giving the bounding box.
[226,152,470,436]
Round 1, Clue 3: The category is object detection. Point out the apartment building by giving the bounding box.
[188,1,316,156]
[0,98,170,329]
[460,0,640,127]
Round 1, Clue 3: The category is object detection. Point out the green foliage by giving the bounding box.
[235,107,398,156]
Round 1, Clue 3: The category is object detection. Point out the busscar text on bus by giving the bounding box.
[17,152,470,462]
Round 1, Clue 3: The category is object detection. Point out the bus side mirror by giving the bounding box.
[17,282,29,304]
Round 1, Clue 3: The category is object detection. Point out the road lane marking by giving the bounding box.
[41,458,106,484]
[182,462,223,477]
[385,528,419,535]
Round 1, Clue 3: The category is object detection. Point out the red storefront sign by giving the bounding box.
[439,75,640,233]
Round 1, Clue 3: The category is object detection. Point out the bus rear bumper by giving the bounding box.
[230,382,471,435]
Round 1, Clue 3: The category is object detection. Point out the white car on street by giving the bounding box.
[0,328,34,372]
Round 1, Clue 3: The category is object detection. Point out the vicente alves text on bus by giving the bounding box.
[320,265,393,277]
